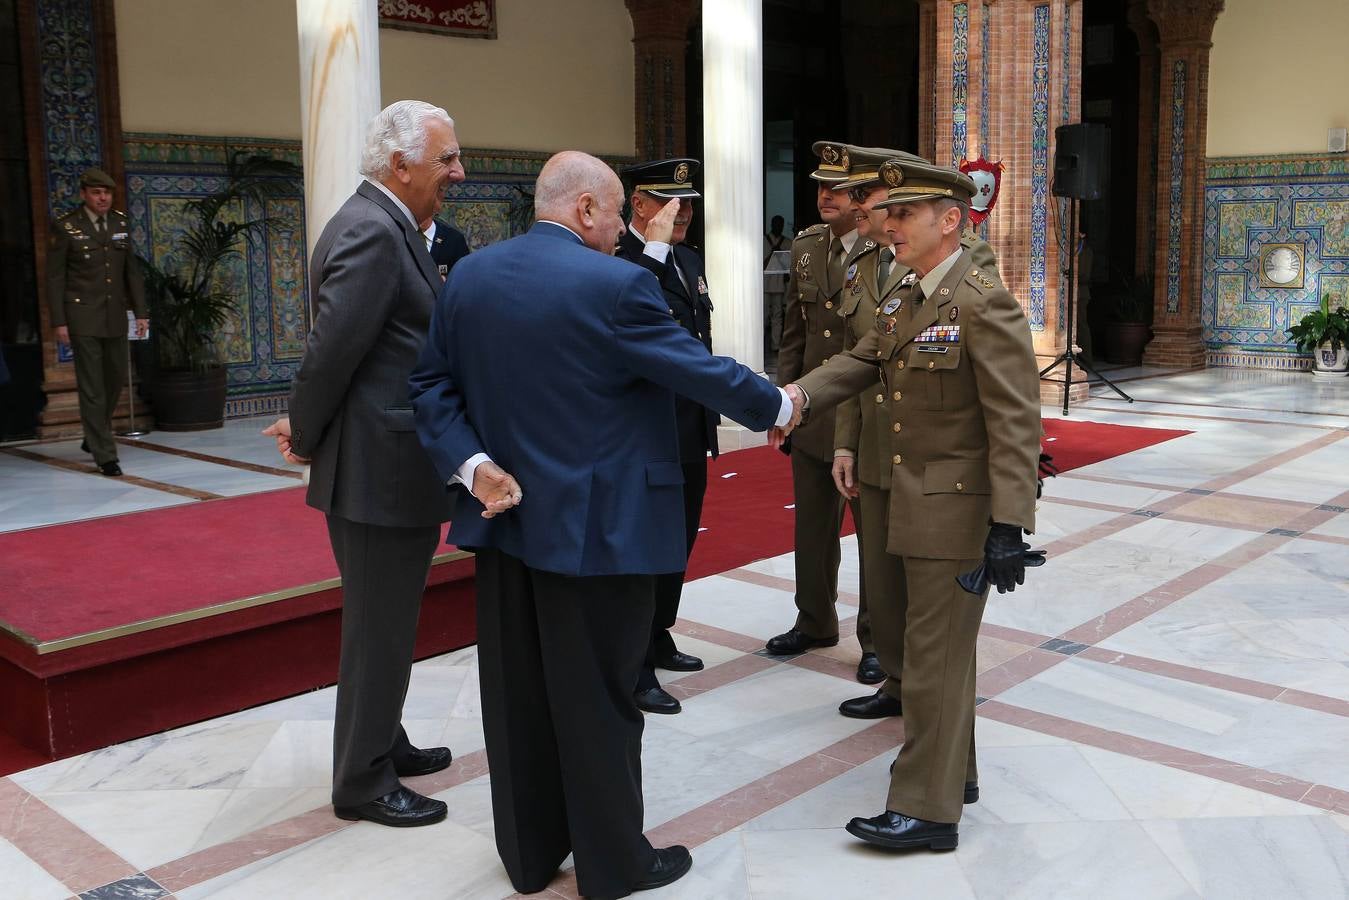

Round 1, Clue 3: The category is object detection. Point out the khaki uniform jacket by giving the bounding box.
[797,247,1040,560]
[835,237,1001,489]
[46,209,147,337]
[777,224,878,461]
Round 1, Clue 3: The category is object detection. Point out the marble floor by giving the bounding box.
[1,368,1348,899]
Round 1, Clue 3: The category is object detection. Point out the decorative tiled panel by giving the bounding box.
[121,136,587,414]
[1055,0,1073,333]
[1165,59,1187,314]
[36,0,104,216]
[1028,4,1050,333]
[951,2,969,164]
[1203,153,1349,359]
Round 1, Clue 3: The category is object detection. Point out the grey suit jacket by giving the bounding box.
[288,181,451,528]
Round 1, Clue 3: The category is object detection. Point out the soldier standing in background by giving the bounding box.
[46,167,148,477]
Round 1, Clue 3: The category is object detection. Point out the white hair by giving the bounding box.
[359,100,454,180]
[534,151,618,219]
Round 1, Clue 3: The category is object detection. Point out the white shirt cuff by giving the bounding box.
[834,449,856,459]
[774,388,795,427]
[451,452,491,489]
[643,241,671,263]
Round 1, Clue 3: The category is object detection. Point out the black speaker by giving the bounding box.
[1053,123,1109,200]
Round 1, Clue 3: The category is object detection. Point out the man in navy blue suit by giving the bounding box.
[410,151,803,899]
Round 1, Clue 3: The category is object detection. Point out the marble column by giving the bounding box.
[295,0,381,261]
[702,0,763,371]
[1142,0,1223,368]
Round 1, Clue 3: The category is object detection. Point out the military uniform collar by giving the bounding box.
[917,245,965,300]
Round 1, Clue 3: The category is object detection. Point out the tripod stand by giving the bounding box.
[1038,197,1133,415]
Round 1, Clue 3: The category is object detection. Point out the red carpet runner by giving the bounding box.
[0,417,1187,774]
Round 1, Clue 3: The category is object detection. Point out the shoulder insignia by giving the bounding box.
[965,267,996,291]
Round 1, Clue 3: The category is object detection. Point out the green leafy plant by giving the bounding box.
[1286,292,1349,353]
[141,153,302,372]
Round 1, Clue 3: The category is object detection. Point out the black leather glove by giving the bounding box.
[1037,451,1058,499]
[983,523,1029,594]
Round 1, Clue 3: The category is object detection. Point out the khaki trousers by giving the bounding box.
[69,332,127,466]
[789,448,870,651]
[885,555,984,824]
[858,482,904,700]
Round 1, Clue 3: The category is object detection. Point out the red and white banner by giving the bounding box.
[378,0,496,39]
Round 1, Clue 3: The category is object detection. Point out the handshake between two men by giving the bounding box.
[464,383,809,520]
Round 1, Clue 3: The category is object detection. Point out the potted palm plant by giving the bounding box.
[1287,293,1349,376]
[1102,272,1153,365]
[142,153,301,429]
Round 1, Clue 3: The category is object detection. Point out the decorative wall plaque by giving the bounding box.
[379,1,496,39]
[1257,242,1305,289]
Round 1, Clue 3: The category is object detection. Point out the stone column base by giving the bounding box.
[1037,377,1091,408]
[1143,326,1207,368]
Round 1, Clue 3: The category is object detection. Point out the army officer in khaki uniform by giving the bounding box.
[785,157,1041,852]
[47,168,148,477]
[829,147,1001,722]
[769,141,881,685]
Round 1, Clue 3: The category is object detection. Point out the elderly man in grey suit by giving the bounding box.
[265,100,515,827]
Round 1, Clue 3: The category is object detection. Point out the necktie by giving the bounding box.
[96,216,106,236]
[827,238,846,293]
[878,248,894,286]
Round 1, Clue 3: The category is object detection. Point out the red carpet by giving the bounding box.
[687,418,1190,580]
[1042,417,1191,473]
[0,487,451,645]
[0,418,1186,774]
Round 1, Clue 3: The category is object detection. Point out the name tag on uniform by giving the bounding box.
[916,345,949,353]
[112,232,129,241]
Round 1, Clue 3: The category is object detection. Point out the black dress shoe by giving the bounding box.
[334,786,447,827]
[633,845,692,892]
[654,649,704,672]
[856,652,885,685]
[839,689,902,719]
[99,461,123,477]
[80,440,90,454]
[635,686,681,714]
[885,762,980,805]
[846,810,958,850]
[393,745,452,777]
[765,628,839,655]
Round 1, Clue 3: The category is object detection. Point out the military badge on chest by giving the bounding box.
[880,316,898,335]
